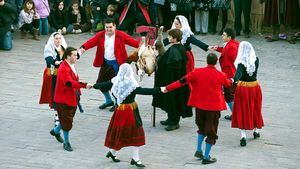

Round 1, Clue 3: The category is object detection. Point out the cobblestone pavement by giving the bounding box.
[0,31,299,169]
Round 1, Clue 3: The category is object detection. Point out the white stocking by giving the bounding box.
[110,149,117,156]
[240,129,247,138]
[132,147,140,163]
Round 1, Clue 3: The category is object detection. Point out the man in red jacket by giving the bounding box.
[50,47,92,152]
[78,18,139,111]
[215,28,239,120]
[163,53,232,165]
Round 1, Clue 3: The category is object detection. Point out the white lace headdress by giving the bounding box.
[111,63,139,105]
[171,15,194,44]
[234,41,257,76]
[44,32,67,59]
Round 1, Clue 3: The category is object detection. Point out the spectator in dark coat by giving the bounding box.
[0,0,17,50]
[50,0,70,34]
[67,0,92,33]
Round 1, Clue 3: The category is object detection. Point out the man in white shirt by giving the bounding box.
[79,18,139,111]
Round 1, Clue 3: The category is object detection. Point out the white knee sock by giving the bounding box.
[254,128,260,133]
[132,147,140,162]
[110,149,117,156]
[240,129,246,138]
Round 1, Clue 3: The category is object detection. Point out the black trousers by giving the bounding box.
[118,5,148,34]
[20,19,40,31]
[234,0,252,34]
[167,110,180,125]
[209,9,228,33]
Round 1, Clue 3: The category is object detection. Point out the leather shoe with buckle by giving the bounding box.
[165,124,180,131]
[160,120,170,126]
[224,115,232,120]
[194,151,203,160]
[106,151,120,162]
[202,156,217,164]
[63,142,73,151]
[50,129,64,143]
[253,132,260,139]
[99,102,114,109]
[240,137,247,147]
[130,159,145,168]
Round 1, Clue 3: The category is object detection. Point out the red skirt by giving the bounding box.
[39,68,53,108]
[232,81,264,130]
[186,50,195,74]
[104,102,145,150]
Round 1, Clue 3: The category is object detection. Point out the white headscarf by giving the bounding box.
[234,41,257,76]
[44,32,67,59]
[171,15,194,44]
[111,63,140,105]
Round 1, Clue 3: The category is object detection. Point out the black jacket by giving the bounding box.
[0,2,16,36]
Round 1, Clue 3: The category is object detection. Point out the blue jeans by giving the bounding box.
[39,18,49,35]
[14,0,24,24]
[0,31,13,50]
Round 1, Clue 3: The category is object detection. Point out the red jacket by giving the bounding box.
[217,39,239,78]
[166,65,232,111]
[54,61,87,107]
[82,30,139,67]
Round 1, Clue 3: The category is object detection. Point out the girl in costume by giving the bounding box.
[93,63,164,168]
[232,41,264,147]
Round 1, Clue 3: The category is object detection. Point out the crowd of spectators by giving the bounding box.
[0,0,300,51]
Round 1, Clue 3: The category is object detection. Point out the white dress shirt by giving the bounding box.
[104,33,116,61]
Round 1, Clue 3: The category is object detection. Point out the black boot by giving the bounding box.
[202,156,217,165]
[50,129,64,143]
[63,142,73,151]
[165,124,180,131]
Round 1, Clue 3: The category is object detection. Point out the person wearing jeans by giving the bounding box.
[0,31,13,50]
[79,18,139,111]
[0,0,16,51]
[33,0,50,35]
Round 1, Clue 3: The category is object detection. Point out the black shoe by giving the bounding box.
[99,102,114,109]
[106,151,121,162]
[253,132,260,139]
[63,142,73,151]
[202,156,217,165]
[194,151,203,160]
[130,159,145,168]
[160,120,170,126]
[109,105,117,112]
[50,129,64,143]
[224,115,232,120]
[240,137,247,147]
[165,124,180,131]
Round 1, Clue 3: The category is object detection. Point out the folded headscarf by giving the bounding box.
[234,41,257,76]
[111,63,139,105]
